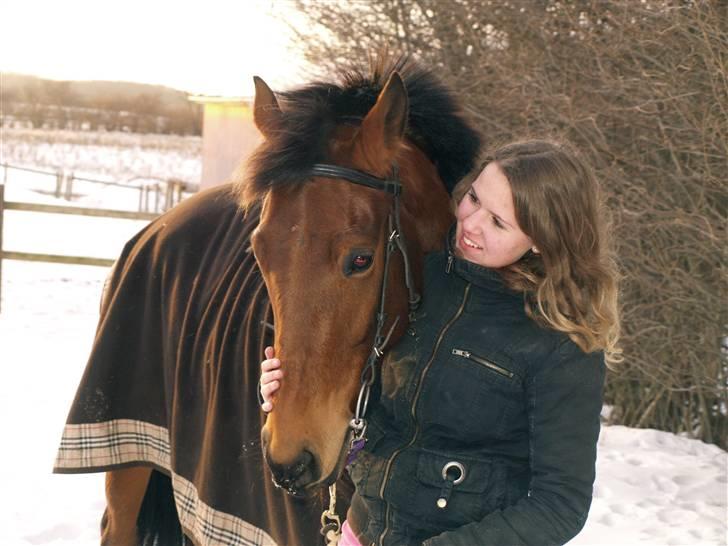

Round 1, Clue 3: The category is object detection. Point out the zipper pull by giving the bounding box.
[446,254,454,274]
[452,348,470,358]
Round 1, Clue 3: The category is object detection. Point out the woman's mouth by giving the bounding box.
[461,233,483,251]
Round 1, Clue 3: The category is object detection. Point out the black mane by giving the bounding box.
[239,56,482,205]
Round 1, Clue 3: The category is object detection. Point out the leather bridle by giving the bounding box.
[310,162,420,452]
[309,162,421,542]
[261,162,421,542]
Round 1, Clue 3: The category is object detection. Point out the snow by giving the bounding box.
[1,262,108,545]
[2,128,201,186]
[0,147,726,545]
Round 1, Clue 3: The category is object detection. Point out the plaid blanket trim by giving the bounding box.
[54,419,276,546]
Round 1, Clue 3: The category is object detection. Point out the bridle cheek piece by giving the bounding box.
[309,162,420,461]
[265,162,421,544]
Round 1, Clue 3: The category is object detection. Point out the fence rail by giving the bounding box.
[3,201,158,221]
[1,163,195,213]
[0,183,158,312]
[1,251,115,268]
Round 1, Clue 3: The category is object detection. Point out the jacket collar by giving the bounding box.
[444,224,520,297]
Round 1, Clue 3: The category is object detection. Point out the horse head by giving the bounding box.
[240,58,481,495]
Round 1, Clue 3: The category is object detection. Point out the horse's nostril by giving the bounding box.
[268,450,318,495]
[292,450,314,478]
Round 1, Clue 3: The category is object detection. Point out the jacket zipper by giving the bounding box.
[451,348,515,379]
[377,283,471,546]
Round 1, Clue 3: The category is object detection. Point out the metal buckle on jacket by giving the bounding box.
[436,461,466,509]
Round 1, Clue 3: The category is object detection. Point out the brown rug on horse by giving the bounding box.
[54,184,344,545]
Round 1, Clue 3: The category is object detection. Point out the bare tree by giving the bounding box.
[285,0,728,448]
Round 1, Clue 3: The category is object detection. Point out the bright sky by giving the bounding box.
[0,0,310,96]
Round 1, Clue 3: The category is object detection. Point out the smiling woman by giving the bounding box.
[261,139,623,546]
[454,161,536,269]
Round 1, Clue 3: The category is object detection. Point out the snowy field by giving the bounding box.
[1,128,201,214]
[2,128,201,185]
[0,143,725,545]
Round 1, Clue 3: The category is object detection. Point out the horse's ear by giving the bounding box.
[357,72,408,168]
[253,76,282,138]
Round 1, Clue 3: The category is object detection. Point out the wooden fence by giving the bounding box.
[1,163,193,214]
[0,184,158,312]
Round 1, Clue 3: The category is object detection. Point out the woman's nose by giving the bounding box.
[462,209,486,234]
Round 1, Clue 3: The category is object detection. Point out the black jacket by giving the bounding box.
[347,233,606,546]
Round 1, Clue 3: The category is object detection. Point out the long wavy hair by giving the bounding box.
[455,140,622,367]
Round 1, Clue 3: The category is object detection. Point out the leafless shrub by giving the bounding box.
[288,0,728,447]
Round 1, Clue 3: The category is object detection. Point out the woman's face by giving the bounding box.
[455,162,534,268]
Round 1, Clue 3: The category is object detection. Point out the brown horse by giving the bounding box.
[54,56,480,545]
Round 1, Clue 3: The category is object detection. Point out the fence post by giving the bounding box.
[154,183,161,213]
[165,181,173,211]
[55,171,63,198]
[64,172,74,201]
[0,184,5,313]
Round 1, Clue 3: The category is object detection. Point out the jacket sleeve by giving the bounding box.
[423,342,606,546]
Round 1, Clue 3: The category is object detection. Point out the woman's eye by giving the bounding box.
[468,191,478,204]
[493,216,504,229]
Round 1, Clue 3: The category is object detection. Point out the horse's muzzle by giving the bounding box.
[265,449,319,497]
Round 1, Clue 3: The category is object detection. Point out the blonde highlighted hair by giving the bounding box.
[456,140,622,367]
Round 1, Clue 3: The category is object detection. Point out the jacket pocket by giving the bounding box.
[451,348,519,380]
[418,347,522,442]
[410,449,503,530]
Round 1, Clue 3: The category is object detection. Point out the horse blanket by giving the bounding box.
[54,185,351,545]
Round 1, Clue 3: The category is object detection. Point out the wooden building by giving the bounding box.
[189,96,262,190]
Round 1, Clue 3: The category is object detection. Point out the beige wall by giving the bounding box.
[200,102,262,190]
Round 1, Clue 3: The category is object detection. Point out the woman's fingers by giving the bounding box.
[261,380,280,399]
[260,370,283,412]
[260,347,282,413]
[261,370,283,385]
[261,358,281,372]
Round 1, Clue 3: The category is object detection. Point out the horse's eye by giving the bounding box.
[345,253,373,275]
[352,255,372,271]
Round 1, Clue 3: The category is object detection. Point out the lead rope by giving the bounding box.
[320,484,341,545]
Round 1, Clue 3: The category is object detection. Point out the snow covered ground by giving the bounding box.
[0,150,725,545]
[1,128,201,214]
[2,128,201,186]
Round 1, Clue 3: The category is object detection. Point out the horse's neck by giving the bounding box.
[400,148,455,253]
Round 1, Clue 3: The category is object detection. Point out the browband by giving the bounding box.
[310,164,402,196]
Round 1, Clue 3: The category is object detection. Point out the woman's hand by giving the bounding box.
[260,346,283,413]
